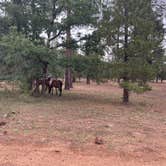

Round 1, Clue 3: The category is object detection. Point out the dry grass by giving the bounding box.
[0,81,166,165]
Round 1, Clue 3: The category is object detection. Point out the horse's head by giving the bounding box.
[47,77,51,81]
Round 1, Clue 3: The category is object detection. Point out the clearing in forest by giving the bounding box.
[0,81,166,166]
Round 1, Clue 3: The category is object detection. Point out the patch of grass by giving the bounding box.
[0,81,165,156]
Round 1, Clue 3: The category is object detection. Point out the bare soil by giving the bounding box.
[0,81,166,166]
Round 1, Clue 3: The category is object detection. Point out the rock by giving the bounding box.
[3,113,10,118]
[54,150,61,153]
[0,122,6,126]
[104,124,113,128]
[41,138,47,143]
[3,131,7,135]
[132,132,146,140]
[3,111,17,118]
[95,137,104,145]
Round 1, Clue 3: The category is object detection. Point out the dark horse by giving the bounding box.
[32,78,50,93]
[48,79,63,96]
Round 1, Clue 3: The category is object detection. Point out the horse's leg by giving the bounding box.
[58,88,61,96]
[56,88,58,96]
[47,85,50,94]
[59,86,62,96]
[36,85,40,94]
[48,86,51,94]
[45,85,48,93]
[52,87,54,95]
[41,82,45,94]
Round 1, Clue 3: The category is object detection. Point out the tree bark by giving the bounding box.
[72,75,76,83]
[123,88,129,103]
[123,1,129,103]
[86,75,90,84]
[65,48,72,89]
[41,63,48,94]
[156,76,159,83]
[65,67,72,90]
[65,9,73,90]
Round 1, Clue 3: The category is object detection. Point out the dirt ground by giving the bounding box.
[0,81,166,166]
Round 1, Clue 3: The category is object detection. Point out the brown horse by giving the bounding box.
[32,77,51,94]
[48,79,63,96]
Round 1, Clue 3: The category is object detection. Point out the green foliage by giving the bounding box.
[61,0,98,27]
[0,0,165,99]
[120,82,152,94]
[59,54,111,83]
[101,0,164,88]
[98,0,165,102]
[0,28,58,90]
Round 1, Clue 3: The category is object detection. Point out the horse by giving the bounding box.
[32,77,51,94]
[48,79,63,96]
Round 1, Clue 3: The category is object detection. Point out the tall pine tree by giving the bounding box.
[102,0,164,103]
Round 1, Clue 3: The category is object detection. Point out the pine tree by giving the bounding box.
[59,0,98,90]
[82,30,105,84]
[102,0,165,103]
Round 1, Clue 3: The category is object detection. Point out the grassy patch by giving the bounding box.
[0,81,165,154]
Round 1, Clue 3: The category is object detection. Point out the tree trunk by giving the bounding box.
[72,75,76,83]
[65,47,72,90]
[79,77,81,82]
[65,9,73,90]
[123,88,129,103]
[70,71,73,88]
[41,63,48,94]
[65,67,72,90]
[43,63,48,78]
[122,2,129,104]
[86,75,90,84]
[156,76,159,83]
